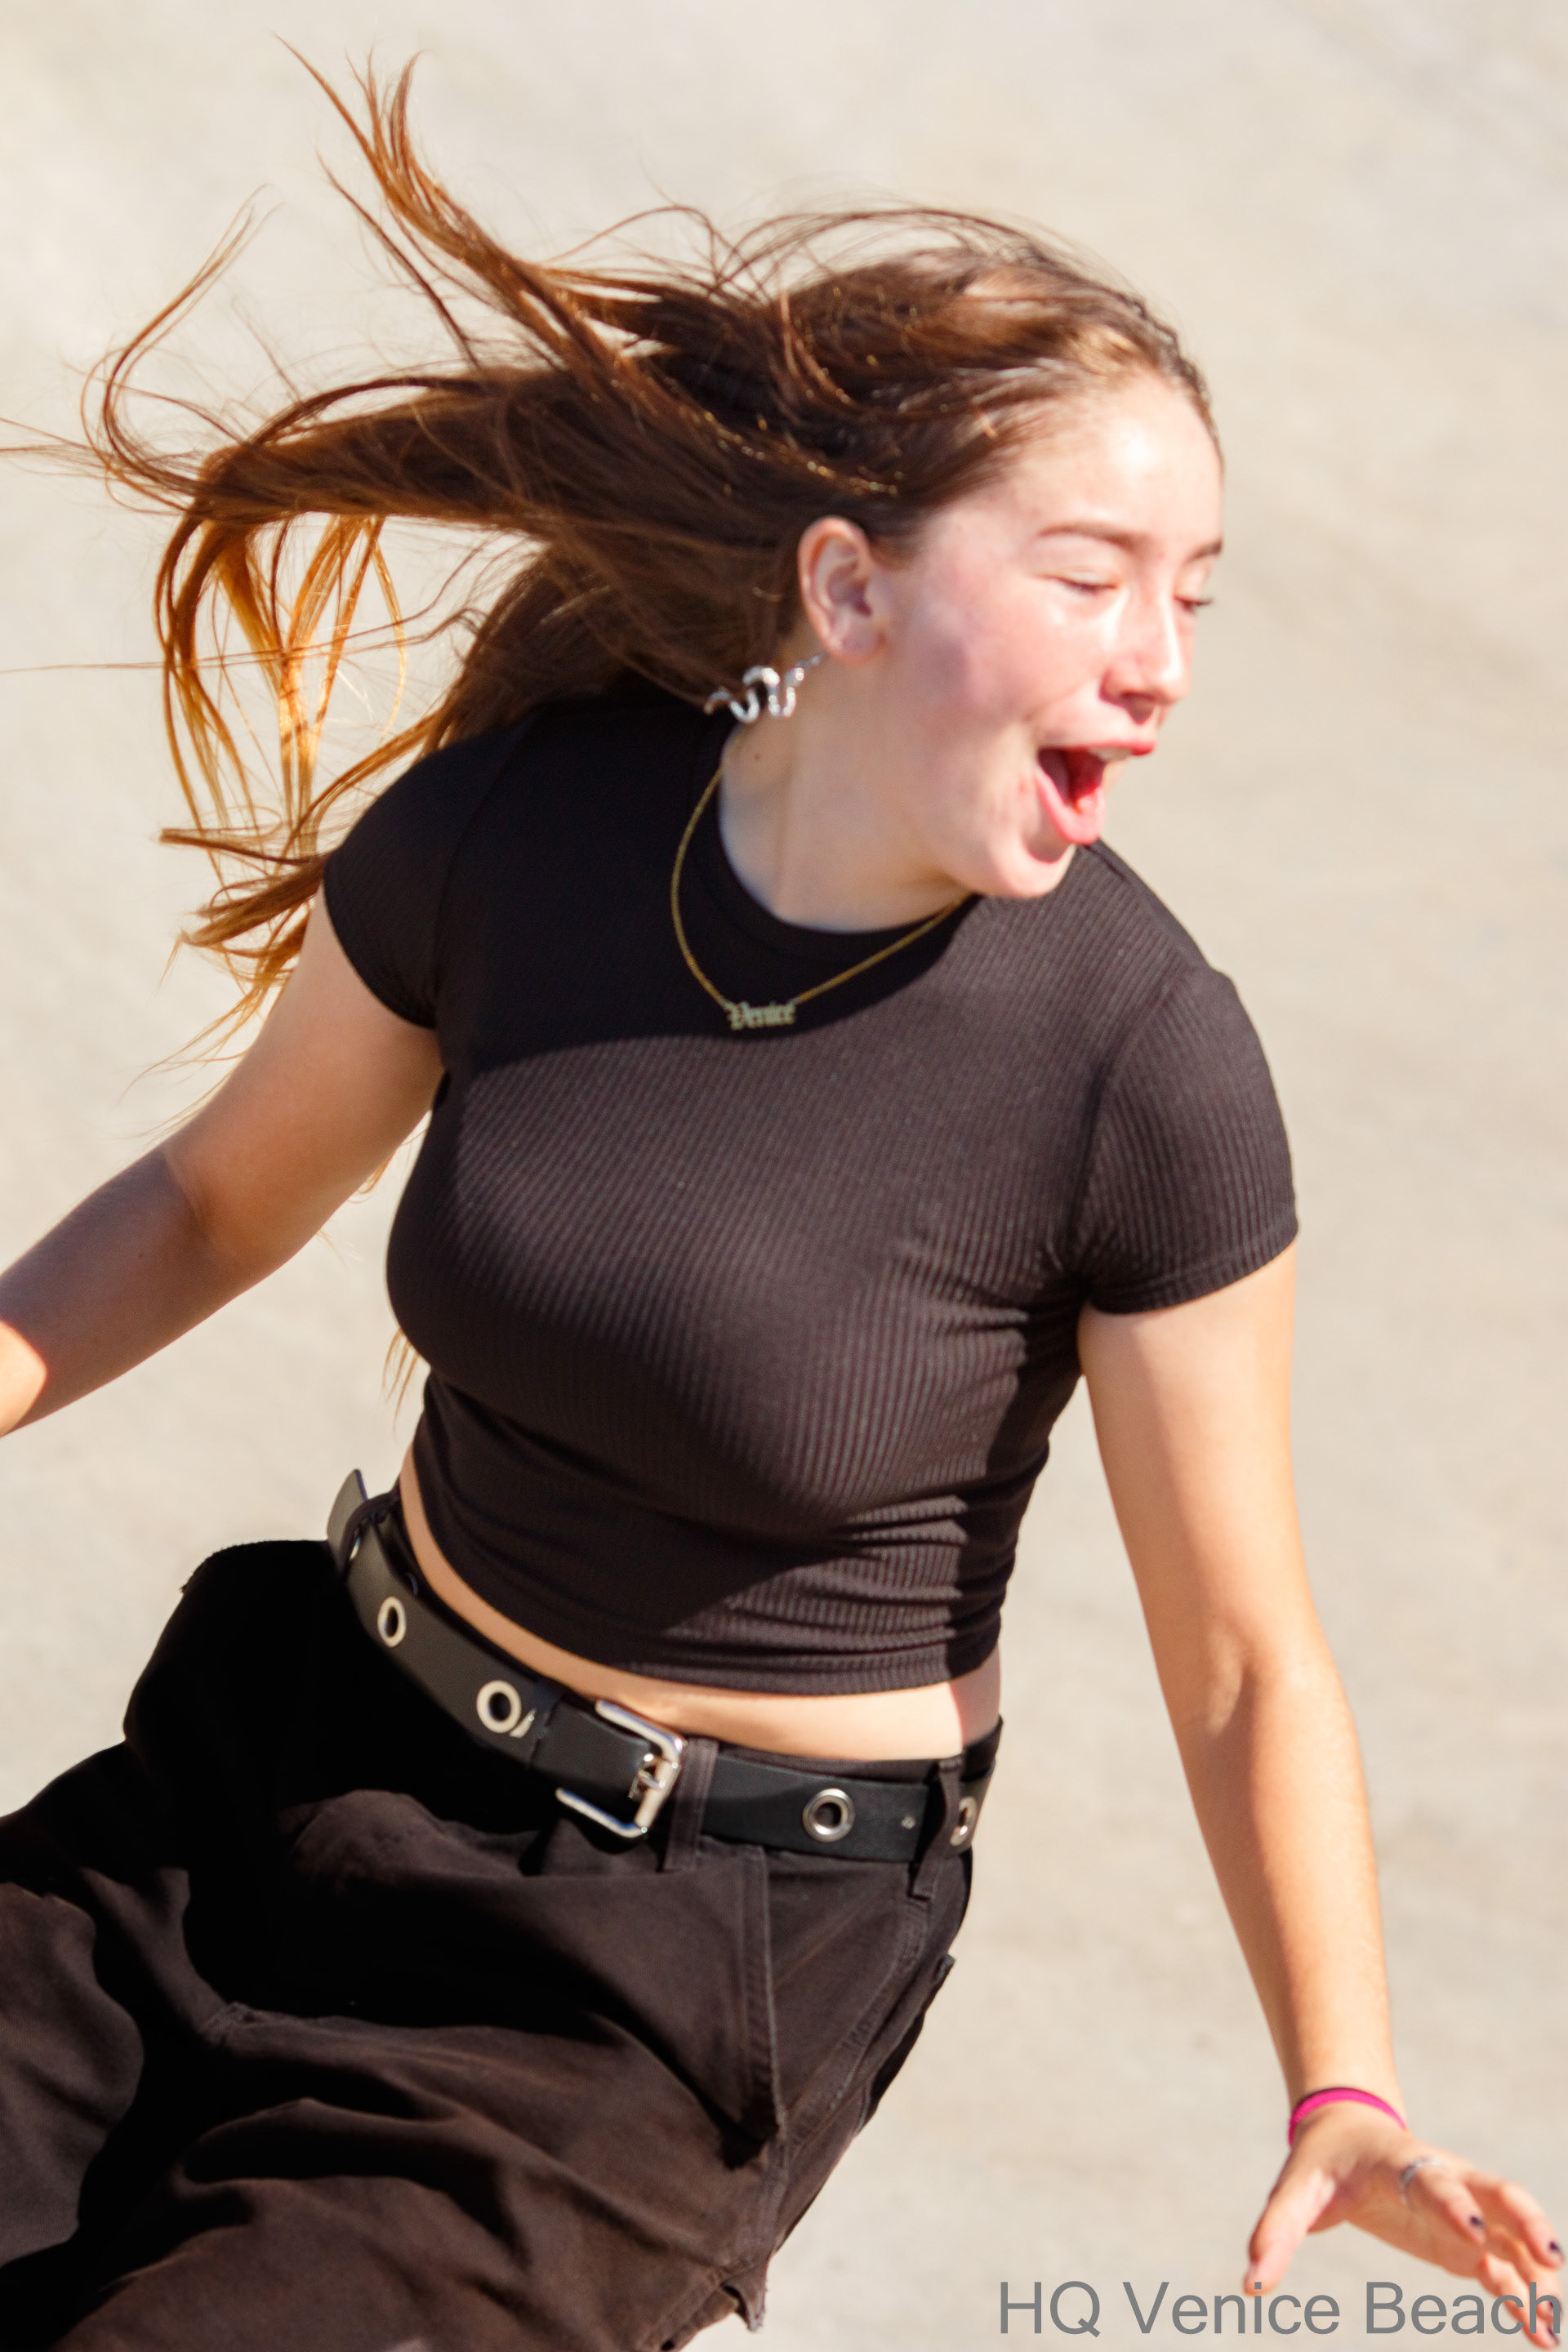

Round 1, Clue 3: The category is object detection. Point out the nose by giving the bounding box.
[1106,586,1192,720]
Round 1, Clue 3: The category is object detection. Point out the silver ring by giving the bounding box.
[375,1596,407,1648]
[476,1678,524,1735]
[802,1786,856,1843]
[950,1794,980,1848]
[1399,2156,1443,2204]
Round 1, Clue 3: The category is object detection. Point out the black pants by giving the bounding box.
[0,1539,973,2350]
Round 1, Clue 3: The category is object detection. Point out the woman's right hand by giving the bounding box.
[0,895,441,1434]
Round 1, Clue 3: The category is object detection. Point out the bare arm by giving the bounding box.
[1080,1251,1560,2333]
[0,898,442,1435]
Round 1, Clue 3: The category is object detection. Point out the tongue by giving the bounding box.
[1036,748,1107,847]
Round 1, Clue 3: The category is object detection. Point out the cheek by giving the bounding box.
[898,572,1049,722]
[897,584,986,705]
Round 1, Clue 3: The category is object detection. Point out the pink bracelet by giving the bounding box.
[1288,2087,1407,2146]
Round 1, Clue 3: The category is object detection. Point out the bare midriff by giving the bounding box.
[399,1450,1000,1762]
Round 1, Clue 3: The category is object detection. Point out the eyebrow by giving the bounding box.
[1036,522,1225,561]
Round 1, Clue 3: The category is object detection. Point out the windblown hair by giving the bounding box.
[87,61,1214,1029]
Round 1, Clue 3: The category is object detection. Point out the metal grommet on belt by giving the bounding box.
[476,1678,526,1735]
[376,1596,408,1648]
[802,1786,856,1843]
[334,1483,998,1860]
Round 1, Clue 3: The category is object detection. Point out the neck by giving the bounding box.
[716,672,970,933]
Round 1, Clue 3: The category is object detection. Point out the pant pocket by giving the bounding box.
[758,1878,966,2270]
[861,1948,956,2129]
[271,1792,782,2145]
[759,1851,941,2149]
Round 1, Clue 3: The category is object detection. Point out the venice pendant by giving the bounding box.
[726,1000,797,1031]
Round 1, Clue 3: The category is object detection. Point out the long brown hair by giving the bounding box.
[87,60,1214,1030]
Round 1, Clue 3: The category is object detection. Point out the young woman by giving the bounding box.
[0,69,1558,2352]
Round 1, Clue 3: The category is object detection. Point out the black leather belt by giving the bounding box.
[327,1472,996,1864]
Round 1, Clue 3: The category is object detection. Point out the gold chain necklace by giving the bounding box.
[670,765,969,1033]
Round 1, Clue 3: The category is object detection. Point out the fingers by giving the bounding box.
[1477,2173,1566,2276]
[1405,2162,1565,2337]
[1245,2153,1341,2296]
[1404,2158,1507,2266]
[1265,2131,1564,2351]
[1401,2173,1561,2342]
[1470,2249,1561,2350]
[1467,2176,1564,2350]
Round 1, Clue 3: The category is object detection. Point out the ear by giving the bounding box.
[795,516,885,662]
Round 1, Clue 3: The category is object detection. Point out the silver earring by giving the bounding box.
[703,652,824,725]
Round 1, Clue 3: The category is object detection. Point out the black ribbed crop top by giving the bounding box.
[322,693,1297,1694]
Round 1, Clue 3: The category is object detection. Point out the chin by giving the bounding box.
[985,838,1080,901]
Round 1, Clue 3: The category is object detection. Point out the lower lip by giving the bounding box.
[1036,751,1107,848]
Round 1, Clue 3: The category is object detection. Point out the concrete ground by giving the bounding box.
[2,4,1565,2344]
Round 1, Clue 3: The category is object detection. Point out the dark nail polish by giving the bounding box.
[1549,2240,1563,2259]
[1469,2214,1486,2231]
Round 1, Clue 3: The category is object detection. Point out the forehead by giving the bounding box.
[958,378,1223,546]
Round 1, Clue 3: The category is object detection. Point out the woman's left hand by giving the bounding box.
[1246,2106,1564,2346]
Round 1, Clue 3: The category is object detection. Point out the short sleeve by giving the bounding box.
[322,727,528,1027]
[1071,964,1297,1313]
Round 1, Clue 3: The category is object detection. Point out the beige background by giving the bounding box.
[2,4,1565,2344]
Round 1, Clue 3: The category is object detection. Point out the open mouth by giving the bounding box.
[1036,746,1119,847]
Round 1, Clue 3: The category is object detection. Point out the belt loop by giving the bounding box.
[911,1757,964,1900]
[660,1735,717,1873]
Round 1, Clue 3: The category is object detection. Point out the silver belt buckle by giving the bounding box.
[555,1700,686,1841]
